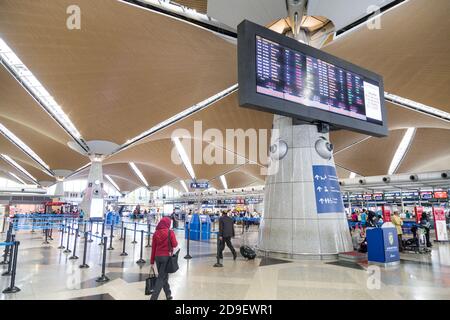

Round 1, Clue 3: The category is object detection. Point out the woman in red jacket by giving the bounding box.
[150,216,178,300]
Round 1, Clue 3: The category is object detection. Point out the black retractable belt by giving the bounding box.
[184,222,192,259]
[2,240,20,294]
[2,235,15,276]
[96,236,110,283]
[120,228,128,256]
[136,230,146,264]
[63,226,72,253]
[69,228,79,260]
[79,231,90,269]
[132,222,138,244]
[58,223,65,249]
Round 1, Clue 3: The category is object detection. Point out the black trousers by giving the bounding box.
[150,256,171,300]
[218,237,236,259]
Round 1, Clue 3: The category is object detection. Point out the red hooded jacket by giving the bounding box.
[150,217,178,264]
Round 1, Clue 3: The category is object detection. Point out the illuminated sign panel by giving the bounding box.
[238,20,388,137]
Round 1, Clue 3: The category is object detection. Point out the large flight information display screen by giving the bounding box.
[238,20,388,137]
[256,36,383,124]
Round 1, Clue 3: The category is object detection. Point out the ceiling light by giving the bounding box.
[172,137,196,180]
[129,162,149,187]
[220,175,228,190]
[1,154,38,184]
[385,92,450,122]
[105,174,121,192]
[180,180,189,193]
[116,84,238,152]
[0,38,88,152]
[388,128,416,175]
[9,172,25,184]
[0,123,53,175]
[349,172,356,179]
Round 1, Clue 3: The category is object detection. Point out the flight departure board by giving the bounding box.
[238,20,388,137]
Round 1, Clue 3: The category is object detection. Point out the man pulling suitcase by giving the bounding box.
[217,211,237,262]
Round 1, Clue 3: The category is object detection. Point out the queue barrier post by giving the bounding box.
[63,226,72,254]
[69,228,79,260]
[79,231,90,269]
[70,219,75,235]
[58,224,65,249]
[88,221,94,243]
[136,230,146,264]
[42,222,50,245]
[184,222,192,260]
[96,236,110,283]
[131,222,137,244]
[2,241,20,294]
[146,223,151,248]
[108,221,114,250]
[99,221,105,246]
[95,221,99,235]
[2,235,15,276]
[120,228,128,256]
[119,221,124,241]
[213,236,223,268]
[0,228,11,265]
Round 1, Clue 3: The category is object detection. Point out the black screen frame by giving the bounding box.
[237,20,388,137]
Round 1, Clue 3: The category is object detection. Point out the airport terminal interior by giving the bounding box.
[0,0,449,301]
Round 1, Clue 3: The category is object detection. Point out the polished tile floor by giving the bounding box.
[0,224,449,300]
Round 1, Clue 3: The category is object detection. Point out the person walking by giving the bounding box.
[391,211,404,252]
[150,217,178,300]
[218,211,237,261]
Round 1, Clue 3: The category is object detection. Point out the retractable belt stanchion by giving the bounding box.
[64,218,68,233]
[69,228,79,260]
[184,222,192,259]
[63,226,72,253]
[108,221,114,250]
[213,236,223,268]
[136,230,146,264]
[132,222,137,244]
[96,236,110,283]
[77,219,81,237]
[2,235,15,276]
[0,227,11,265]
[42,222,50,244]
[99,221,105,246]
[146,223,151,248]
[120,228,128,256]
[88,221,94,243]
[79,231,89,269]
[119,221,124,241]
[70,219,75,235]
[31,217,35,233]
[49,222,54,240]
[58,223,65,249]
[95,221,99,234]
[2,240,20,294]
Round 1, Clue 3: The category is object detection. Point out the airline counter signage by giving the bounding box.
[432,207,448,241]
[190,182,209,189]
[381,205,391,222]
[414,206,423,223]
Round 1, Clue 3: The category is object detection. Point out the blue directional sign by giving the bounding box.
[190,182,209,189]
[312,165,344,214]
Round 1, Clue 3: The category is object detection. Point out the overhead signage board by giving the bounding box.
[238,20,388,137]
[420,191,433,200]
[190,182,209,189]
[312,165,344,214]
[434,191,448,199]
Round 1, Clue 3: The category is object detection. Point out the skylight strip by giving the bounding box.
[129,162,149,187]
[105,174,121,192]
[220,175,228,190]
[1,154,38,184]
[0,38,89,152]
[385,92,450,122]
[349,172,356,179]
[0,123,53,176]
[180,180,189,193]
[117,84,238,154]
[9,172,26,185]
[172,137,196,180]
[388,128,416,175]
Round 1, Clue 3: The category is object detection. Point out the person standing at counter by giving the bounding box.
[392,211,404,252]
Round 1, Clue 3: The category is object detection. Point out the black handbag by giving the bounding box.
[166,229,179,274]
[145,267,157,296]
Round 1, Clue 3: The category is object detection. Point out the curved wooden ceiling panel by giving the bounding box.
[324,0,450,113]
[334,129,406,176]
[397,128,450,174]
[0,0,237,144]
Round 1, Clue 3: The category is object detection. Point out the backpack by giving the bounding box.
[240,245,256,260]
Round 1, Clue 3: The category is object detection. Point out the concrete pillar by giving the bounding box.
[80,159,105,219]
[258,117,353,260]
